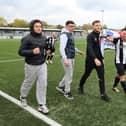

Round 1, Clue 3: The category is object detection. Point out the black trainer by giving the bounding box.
[78,87,84,94]
[64,92,74,100]
[101,93,111,102]
[56,86,65,94]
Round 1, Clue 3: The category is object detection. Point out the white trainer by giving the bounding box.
[20,96,27,107]
[38,105,49,114]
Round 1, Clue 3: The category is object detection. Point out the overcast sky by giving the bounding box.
[0,0,126,29]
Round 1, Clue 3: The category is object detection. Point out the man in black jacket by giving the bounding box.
[78,20,110,101]
[18,19,50,114]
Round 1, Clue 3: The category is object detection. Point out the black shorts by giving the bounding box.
[51,48,55,53]
[115,63,126,76]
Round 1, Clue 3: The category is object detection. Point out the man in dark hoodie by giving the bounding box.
[18,19,49,114]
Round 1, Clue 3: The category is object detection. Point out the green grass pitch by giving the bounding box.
[0,38,126,126]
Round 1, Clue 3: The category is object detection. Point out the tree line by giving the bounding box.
[0,17,108,31]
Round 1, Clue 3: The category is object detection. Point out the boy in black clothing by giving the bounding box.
[46,32,57,64]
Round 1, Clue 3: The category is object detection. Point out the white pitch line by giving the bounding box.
[0,55,60,64]
[0,59,23,63]
[0,90,62,126]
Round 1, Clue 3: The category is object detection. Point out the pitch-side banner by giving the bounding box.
[101,29,120,56]
[101,38,115,56]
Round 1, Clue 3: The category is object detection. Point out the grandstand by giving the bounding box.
[0,27,85,39]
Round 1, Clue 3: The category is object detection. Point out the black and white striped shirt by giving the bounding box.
[114,38,126,64]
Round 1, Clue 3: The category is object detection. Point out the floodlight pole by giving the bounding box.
[100,10,104,27]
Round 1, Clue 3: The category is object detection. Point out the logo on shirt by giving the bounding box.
[94,38,98,42]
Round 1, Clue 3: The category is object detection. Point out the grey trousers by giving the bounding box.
[59,59,74,93]
[20,63,47,105]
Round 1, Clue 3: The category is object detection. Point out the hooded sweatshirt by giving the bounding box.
[18,19,47,65]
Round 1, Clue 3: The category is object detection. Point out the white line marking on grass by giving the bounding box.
[0,55,60,64]
[0,59,23,63]
[0,90,62,126]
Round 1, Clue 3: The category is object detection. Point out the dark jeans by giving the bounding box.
[79,58,105,95]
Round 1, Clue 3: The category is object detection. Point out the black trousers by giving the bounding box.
[79,58,105,95]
